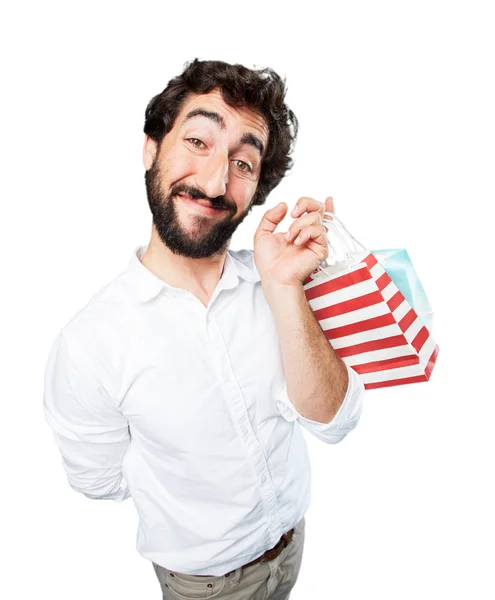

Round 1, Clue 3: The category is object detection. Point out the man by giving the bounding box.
[43,58,365,599]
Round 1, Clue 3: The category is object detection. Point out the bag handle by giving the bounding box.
[313,212,367,278]
[322,212,367,253]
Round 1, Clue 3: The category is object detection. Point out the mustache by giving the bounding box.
[172,185,230,210]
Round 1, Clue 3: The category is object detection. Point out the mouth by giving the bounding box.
[176,193,228,216]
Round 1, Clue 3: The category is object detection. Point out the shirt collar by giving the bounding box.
[127,244,260,303]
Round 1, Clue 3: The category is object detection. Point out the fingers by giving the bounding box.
[292,224,328,248]
[291,196,325,218]
[254,202,288,240]
[324,196,335,215]
[285,211,322,243]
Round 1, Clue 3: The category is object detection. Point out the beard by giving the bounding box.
[144,157,254,259]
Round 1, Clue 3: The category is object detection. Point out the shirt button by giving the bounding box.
[241,426,248,435]
[261,475,267,483]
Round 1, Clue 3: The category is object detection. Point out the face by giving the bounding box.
[143,89,269,259]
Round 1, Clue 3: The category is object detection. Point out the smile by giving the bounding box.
[176,193,228,217]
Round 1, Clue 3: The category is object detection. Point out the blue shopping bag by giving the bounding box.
[370,249,433,332]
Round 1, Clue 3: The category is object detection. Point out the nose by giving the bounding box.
[194,152,229,199]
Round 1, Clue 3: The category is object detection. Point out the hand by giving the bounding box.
[253,196,335,288]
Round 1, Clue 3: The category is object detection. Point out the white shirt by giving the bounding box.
[43,244,364,576]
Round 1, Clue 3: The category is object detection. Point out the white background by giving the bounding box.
[1,1,494,598]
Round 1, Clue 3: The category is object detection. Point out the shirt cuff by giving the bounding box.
[276,363,365,443]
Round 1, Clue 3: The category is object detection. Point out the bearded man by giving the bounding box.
[44,58,364,600]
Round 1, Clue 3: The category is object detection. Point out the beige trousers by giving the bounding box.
[152,517,306,600]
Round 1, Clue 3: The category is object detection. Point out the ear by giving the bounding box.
[143,135,158,170]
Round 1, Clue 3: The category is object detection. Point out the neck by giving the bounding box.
[140,227,228,302]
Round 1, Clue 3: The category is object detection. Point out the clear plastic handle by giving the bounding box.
[314,212,367,278]
[322,212,366,254]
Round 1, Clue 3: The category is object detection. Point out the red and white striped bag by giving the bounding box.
[303,213,439,390]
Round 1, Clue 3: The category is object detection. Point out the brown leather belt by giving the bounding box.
[197,527,295,576]
[243,527,295,568]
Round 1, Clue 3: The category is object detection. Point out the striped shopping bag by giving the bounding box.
[303,214,439,390]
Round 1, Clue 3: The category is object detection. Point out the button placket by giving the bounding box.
[206,310,283,541]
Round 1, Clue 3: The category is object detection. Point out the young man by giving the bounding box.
[43,58,365,599]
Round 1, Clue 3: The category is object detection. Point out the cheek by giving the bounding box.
[163,148,199,182]
[228,178,257,209]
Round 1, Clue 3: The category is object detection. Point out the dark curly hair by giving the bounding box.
[143,58,299,207]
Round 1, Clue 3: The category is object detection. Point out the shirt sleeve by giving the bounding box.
[43,331,131,501]
[276,362,365,444]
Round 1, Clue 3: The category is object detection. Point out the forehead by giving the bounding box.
[176,89,269,142]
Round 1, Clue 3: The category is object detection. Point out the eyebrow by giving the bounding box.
[181,108,265,158]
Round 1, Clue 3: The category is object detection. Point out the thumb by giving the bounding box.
[254,202,288,239]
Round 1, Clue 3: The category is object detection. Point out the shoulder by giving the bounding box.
[55,269,133,366]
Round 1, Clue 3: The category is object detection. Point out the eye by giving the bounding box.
[186,138,206,149]
[233,159,252,173]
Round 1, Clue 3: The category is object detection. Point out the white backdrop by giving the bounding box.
[1,1,493,598]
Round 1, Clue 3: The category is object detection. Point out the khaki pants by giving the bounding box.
[152,517,305,599]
